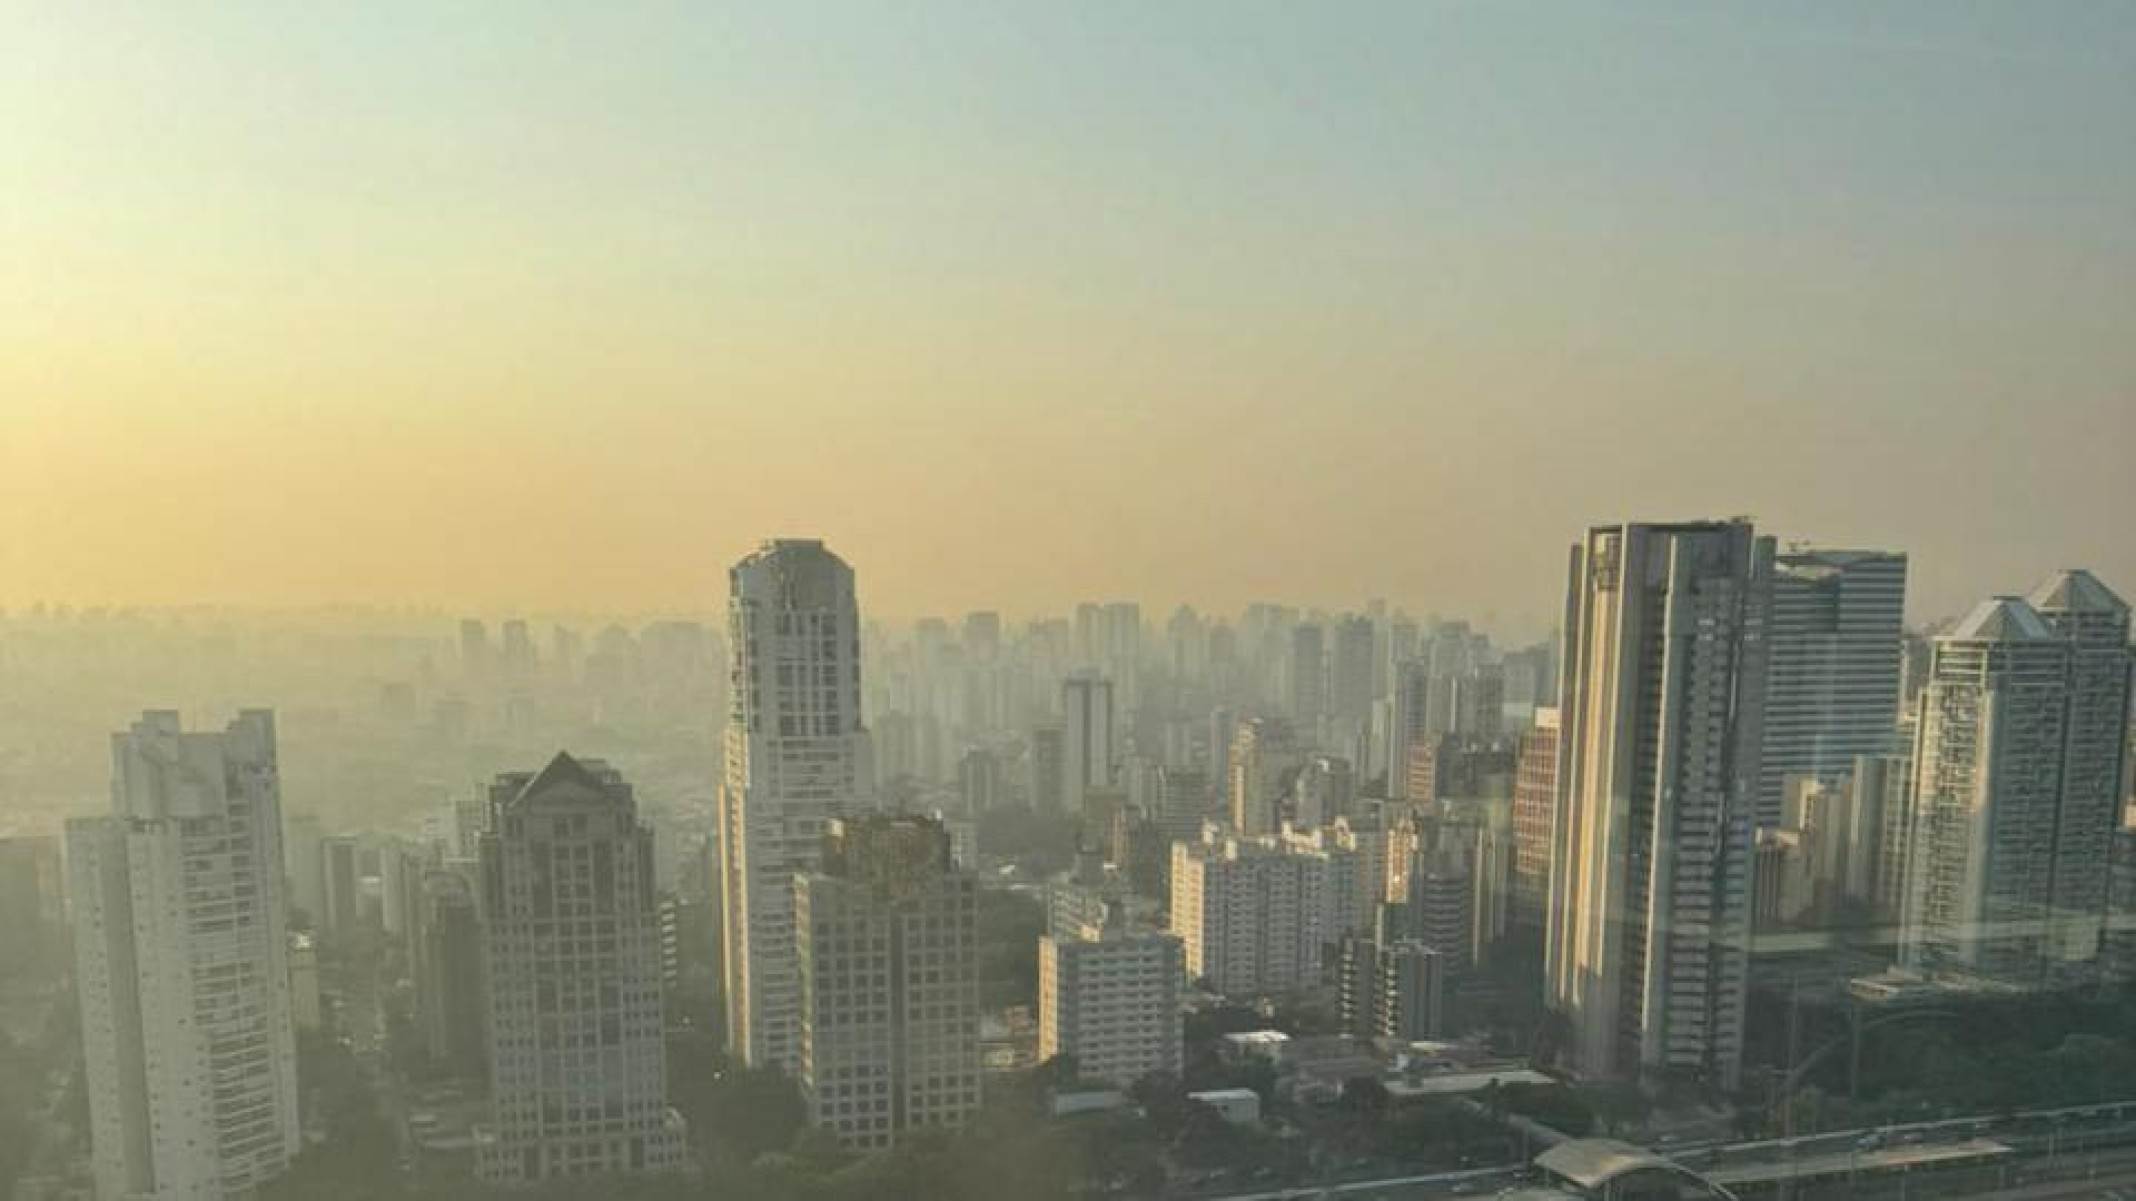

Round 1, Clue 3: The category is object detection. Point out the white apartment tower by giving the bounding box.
[1037,905,1185,1089]
[1545,521,1772,1090]
[1170,830,1330,997]
[796,817,981,1149]
[1900,574,2132,986]
[720,539,872,1074]
[476,754,685,1183]
[1758,548,1908,826]
[68,711,301,1201]
[1060,671,1116,814]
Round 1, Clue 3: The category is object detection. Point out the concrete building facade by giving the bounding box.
[68,711,301,1201]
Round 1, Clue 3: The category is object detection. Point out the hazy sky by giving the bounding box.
[5,3,2132,633]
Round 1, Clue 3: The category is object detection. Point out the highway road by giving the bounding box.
[1198,1100,2136,1201]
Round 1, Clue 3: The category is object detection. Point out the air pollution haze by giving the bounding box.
[5,3,2132,628]
[9,8,2136,1201]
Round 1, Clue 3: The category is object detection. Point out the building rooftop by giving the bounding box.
[1385,1068,1556,1098]
[513,751,617,803]
[1947,596,2054,643]
[2027,568,2128,615]
[1186,1088,1261,1103]
[1534,1139,1677,1188]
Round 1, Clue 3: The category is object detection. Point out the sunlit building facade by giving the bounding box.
[1545,521,1772,1089]
[720,539,873,1074]
[69,711,301,1201]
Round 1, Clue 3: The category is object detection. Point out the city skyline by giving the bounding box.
[9,4,2136,1197]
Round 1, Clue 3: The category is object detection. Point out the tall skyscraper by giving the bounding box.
[1061,671,1116,814]
[500,617,538,683]
[796,816,980,1149]
[319,833,362,937]
[2029,570,2134,970]
[69,711,301,1201]
[282,811,325,930]
[1757,548,1908,826]
[416,868,486,1079]
[1387,660,1435,799]
[460,618,491,685]
[1289,624,1328,722]
[1545,521,1773,1089]
[1330,616,1377,726]
[961,610,1002,662]
[477,754,685,1183]
[720,539,872,1074]
[1900,574,2132,986]
[1027,725,1065,813]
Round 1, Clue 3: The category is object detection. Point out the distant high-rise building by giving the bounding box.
[320,833,362,938]
[1452,665,1506,740]
[551,624,584,684]
[0,835,62,980]
[1289,624,1328,722]
[1330,616,1377,725]
[796,816,980,1149]
[1074,603,1103,667]
[1155,766,1211,847]
[1757,548,1908,826]
[1856,752,1915,922]
[1227,717,1300,836]
[1207,707,1238,780]
[719,539,873,1075]
[1102,601,1143,710]
[1290,754,1355,829]
[1403,736,1443,806]
[1165,605,1207,680]
[416,868,486,1079]
[957,746,1003,814]
[961,610,1002,662]
[1900,574,2132,987]
[500,617,538,683]
[1338,936,1446,1042]
[1061,672,1116,813]
[288,933,322,1032]
[1388,660,1434,799]
[69,711,301,1201]
[460,618,491,685]
[477,754,685,1183]
[282,812,325,928]
[1027,725,1065,813]
[1545,521,1772,1089]
[1170,830,1330,997]
[1753,828,1816,930]
[1510,708,1561,930]
[1405,850,1475,974]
